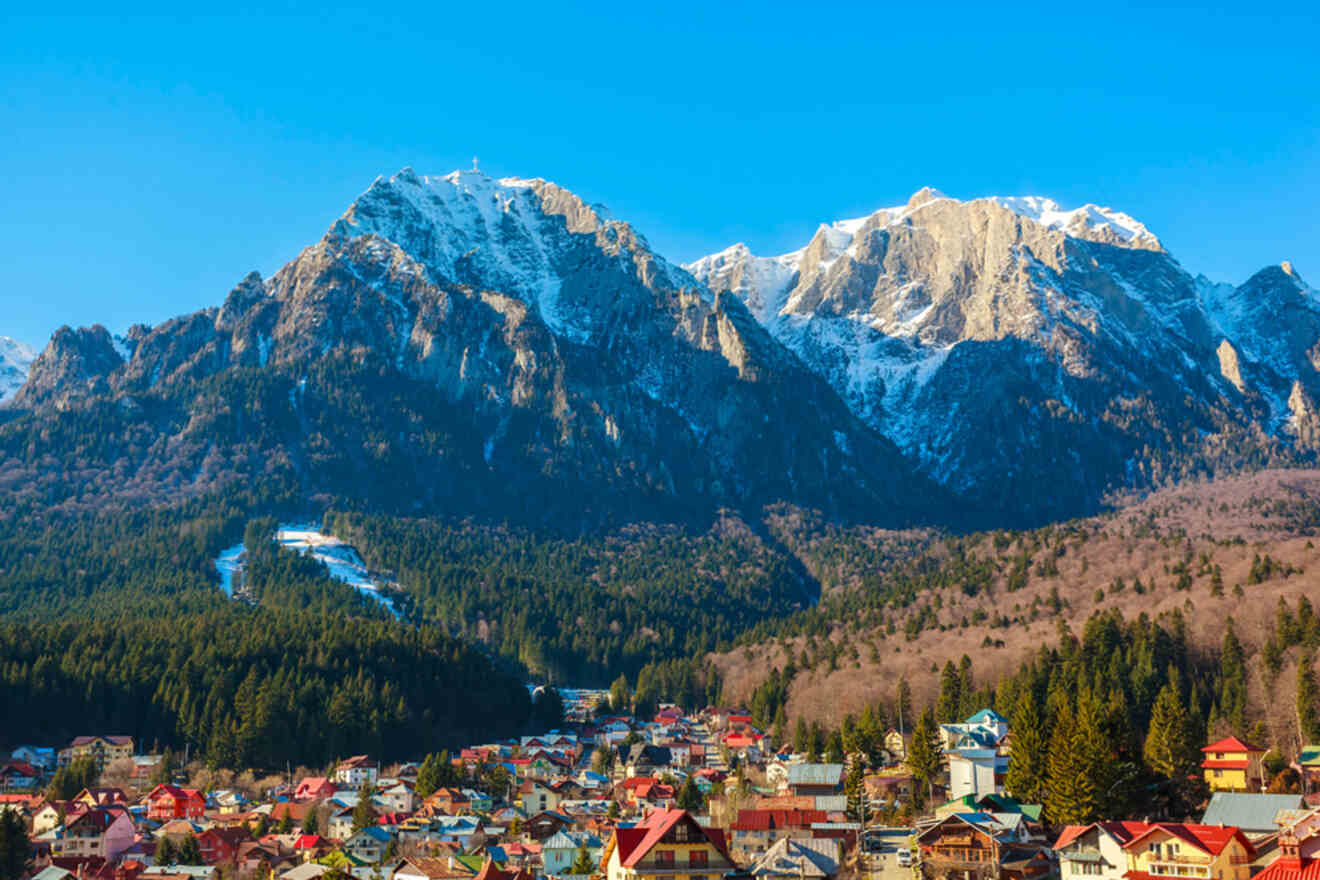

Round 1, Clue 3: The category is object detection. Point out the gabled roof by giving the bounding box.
[965,709,1007,725]
[1202,793,1306,833]
[614,809,730,868]
[786,764,843,786]
[1203,736,1264,754]
[1120,823,1254,857]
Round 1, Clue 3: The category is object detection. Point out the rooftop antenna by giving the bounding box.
[472,156,479,173]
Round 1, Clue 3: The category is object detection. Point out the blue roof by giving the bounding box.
[965,709,1006,725]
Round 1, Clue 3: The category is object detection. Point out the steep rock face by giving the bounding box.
[0,337,37,405]
[11,170,943,525]
[13,325,124,410]
[689,190,1311,522]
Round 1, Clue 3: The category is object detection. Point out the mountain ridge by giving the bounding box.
[6,171,1317,528]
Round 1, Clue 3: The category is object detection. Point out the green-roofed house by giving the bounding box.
[934,793,1043,821]
[1295,746,1320,792]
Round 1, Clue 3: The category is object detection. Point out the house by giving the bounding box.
[939,712,1009,754]
[394,858,477,880]
[785,765,843,798]
[62,737,134,771]
[1055,821,1152,880]
[13,746,57,771]
[948,750,1008,801]
[542,830,604,876]
[335,756,379,788]
[326,806,356,840]
[379,782,415,813]
[33,802,69,835]
[749,837,840,880]
[1118,823,1254,880]
[729,809,827,858]
[342,826,391,863]
[618,745,673,778]
[917,812,1051,880]
[1201,793,1306,840]
[1294,747,1320,793]
[196,827,252,865]
[518,779,562,814]
[0,758,41,789]
[51,807,136,862]
[1202,737,1267,792]
[472,861,533,880]
[602,809,736,880]
[885,730,908,764]
[294,778,337,801]
[146,785,206,821]
[281,865,331,880]
[1252,807,1320,880]
[74,789,128,809]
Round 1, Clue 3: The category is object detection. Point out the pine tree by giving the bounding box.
[936,661,962,723]
[156,836,177,866]
[1144,679,1198,779]
[570,847,596,875]
[1005,688,1049,805]
[609,675,630,714]
[793,718,809,754]
[895,679,913,735]
[957,654,976,717]
[844,760,872,827]
[1044,701,1099,824]
[0,810,30,880]
[676,776,705,812]
[301,805,320,836]
[907,707,941,804]
[1298,653,1320,743]
[177,834,202,866]
[351,782,377,832]
[1217,622,1248,735]
[416,753,441,798]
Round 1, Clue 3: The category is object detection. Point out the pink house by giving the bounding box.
[54,807,135,862]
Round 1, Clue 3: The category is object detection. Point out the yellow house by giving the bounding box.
[1200,736,1265,792]
[603,809,736,880]
[1121,823,1254,880]
[63,736,134,772]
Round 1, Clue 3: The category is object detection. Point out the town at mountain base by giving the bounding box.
[3,700,1320,880]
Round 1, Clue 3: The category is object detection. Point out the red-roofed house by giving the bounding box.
[294,777,336,801]
[1120,823,1254,880]
[1254,808,1320,880]
[729,809,827,858]
[146,784,206,821]
[603,809,734,880]
[1202,737,1266,792]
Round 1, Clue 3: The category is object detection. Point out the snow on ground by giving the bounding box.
[213,521,401,617]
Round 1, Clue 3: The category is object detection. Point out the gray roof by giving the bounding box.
[751,837,840,879]
[787,764,844,786]
[1200,792,1305,833]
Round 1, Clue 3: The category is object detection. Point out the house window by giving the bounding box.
[656,851,675,867]
[1213,770,1222,778]
[690,851,708,868]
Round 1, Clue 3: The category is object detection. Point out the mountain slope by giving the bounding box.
[5,170,945,526]
[689,189,1316,523]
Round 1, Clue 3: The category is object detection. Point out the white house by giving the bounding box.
[542,830,603,876]
[334,756,379,788]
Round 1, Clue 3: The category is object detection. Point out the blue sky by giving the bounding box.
[3,2,1318,349]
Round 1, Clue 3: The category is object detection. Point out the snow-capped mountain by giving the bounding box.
[10,169,944,525]
[9,171,1319,527]
[0,336,37,404]
[688,189,1317,521]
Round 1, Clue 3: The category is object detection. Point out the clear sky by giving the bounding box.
[3,2,1318,349]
